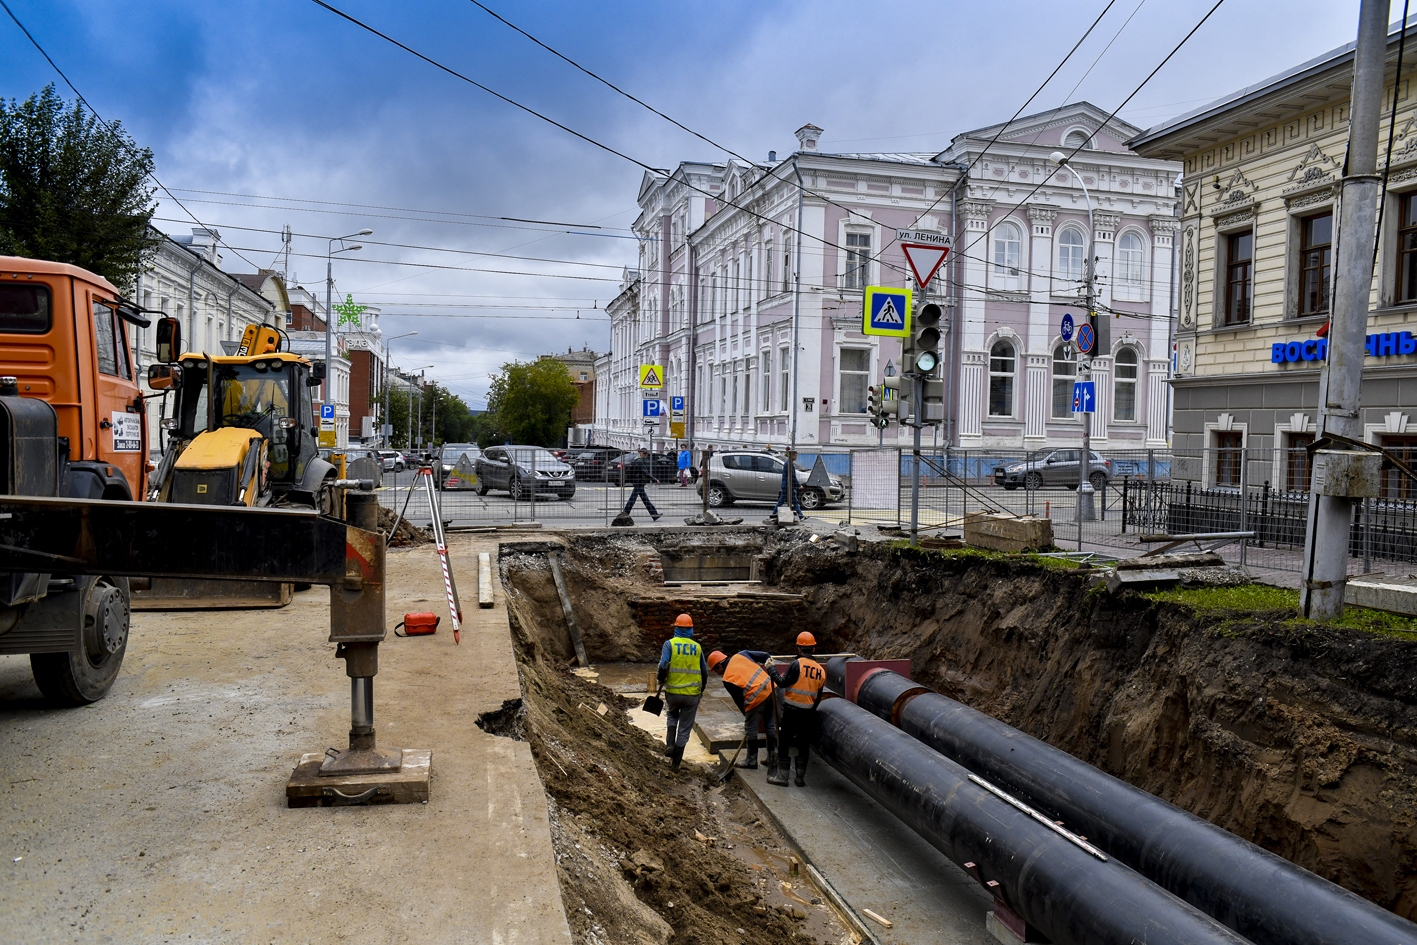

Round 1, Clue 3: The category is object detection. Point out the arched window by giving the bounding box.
[988,341,1016,417]
[992,222,1021,276]
[1058,228,1086,283]
[1117,232,1145,286]
[1064,129,1092,150]
[1051,344,1077,419]
[1114,348,1138,422]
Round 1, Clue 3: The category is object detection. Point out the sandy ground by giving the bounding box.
[0,536,572,945]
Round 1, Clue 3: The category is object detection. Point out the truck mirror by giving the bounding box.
[307,361,327,385]
[155,317,181,363]
[146,364,181,391]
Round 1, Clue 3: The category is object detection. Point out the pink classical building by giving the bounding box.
[592,104,1181,454]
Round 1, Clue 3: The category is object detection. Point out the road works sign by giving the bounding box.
[863,286,912,337]
[639,364,664,388]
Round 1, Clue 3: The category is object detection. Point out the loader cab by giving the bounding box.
[167,352,319,488]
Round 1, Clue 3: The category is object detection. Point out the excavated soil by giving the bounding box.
[506,530,1417,924]
[500,535,847,945]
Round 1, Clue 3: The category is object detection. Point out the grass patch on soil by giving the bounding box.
[1144,584,1417,640]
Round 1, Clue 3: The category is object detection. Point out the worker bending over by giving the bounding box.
[709,649,787,785]
[770,632,826,786]
[657,613,708,769]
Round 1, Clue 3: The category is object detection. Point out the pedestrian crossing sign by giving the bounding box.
[639,364,664,388]
[863,286,912,337]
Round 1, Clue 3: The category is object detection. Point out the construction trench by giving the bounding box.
[498,526,1417,945]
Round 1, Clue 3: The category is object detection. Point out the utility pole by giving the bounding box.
[1301,0,1389,620]
[1050,151,1098,523]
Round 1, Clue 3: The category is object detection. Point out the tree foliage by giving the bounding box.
[376,383,480,448]
[484,358,579,447]
[0,85,161,295]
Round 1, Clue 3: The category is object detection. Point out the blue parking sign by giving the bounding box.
[642,399,661,418]
[671,396,684,412]
[320,404,336,420]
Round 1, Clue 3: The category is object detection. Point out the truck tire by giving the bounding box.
[30,576,129,705]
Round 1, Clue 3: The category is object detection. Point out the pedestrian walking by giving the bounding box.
[769,631,826,786]
[657,613,707,769]
[622,447,661,521]
[708,649,787,785]
[677,447,692,487]
[771,448,804,520]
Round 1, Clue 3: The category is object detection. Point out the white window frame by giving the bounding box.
[992,221,1021,276]
[1051,343,1078,420]
[836,346,871,415]
[1112,346,1139,423]
[844,231,871,290]
[988,340,1017,418]
[1057,227,1086,286]
[779,345,790,413]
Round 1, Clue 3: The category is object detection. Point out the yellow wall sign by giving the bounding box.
[862,286,912,337]
[639,364,664,388]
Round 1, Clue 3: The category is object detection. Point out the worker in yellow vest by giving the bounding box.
[656,613,708,769]
[770,631,826,786]
[709,649,786,785]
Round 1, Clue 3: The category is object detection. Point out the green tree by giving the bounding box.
[0,85,161,294]
[484,358,579,447]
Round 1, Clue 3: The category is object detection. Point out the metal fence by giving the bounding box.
[371,444,1417,585]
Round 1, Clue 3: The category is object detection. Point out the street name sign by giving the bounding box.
[895,229,950,247]
[1072,380,1096,413]
[862,286,912,337]
[1060,312,1074,342]
[639,364,664,388]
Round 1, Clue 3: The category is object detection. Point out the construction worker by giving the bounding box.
[770,631,826,786]
[656,613,708,769]
[708,649,786,785]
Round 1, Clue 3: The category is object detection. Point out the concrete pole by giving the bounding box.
[1052,154,1097,522]
[324,249,334,407]
[1301,0,1389,621]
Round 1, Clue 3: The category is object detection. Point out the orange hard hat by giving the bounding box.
[708,650,728,671]
[674,613,694,628]
[797,631,817,647]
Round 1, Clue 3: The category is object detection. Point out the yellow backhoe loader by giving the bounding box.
[134,322,339,608]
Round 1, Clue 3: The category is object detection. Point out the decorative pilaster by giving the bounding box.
[1089,355,1112,445]
[1027,205,1058,353]
[959,350,985,442]
[960,200,994,354]
[1145,359,1170,445]
[1091,211,1120,317]
[1024,353,1050,441]
[1149,216,1179,363]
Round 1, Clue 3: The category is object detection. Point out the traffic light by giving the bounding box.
[885,375,905,423]
[909,303,942,375]
[867,384,883,424]
[920,377,945,425]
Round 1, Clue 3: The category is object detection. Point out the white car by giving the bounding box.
[377,450,406,472]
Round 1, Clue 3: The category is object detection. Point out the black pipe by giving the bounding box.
[849,667,1417,945]
[813,697,1254,945]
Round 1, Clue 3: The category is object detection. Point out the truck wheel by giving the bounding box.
[30,576,129,706]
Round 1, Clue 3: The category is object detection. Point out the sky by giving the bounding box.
[0,0,1368,409]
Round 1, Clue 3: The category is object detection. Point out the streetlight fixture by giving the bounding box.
[383,330,417,448]
[1048,151,1097,524]
[323,228,374,412]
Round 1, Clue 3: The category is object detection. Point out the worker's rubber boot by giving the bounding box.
[664,724,677,756]
[670,747,683,770]
[766,752,789,786]
[794,758,807,787]
[736,746,758,770]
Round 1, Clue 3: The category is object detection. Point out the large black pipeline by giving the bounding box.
[828,659,1417,945]
[813,697,1254,945]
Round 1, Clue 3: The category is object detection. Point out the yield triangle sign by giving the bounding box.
[901,243,951,290]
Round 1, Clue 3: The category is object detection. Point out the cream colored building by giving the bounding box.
[1132,21,1417,495]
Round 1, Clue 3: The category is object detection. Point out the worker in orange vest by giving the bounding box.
[708,649,785,784]
[769,632,826,786]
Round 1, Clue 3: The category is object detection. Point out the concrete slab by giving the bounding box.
[729,750,996,945]
[0,536,572,945]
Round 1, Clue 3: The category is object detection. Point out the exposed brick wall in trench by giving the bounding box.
[630,596,812,658]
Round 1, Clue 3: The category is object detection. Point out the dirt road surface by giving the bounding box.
[1,537,572,945]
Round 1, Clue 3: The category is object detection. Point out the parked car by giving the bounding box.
[475,445,576,500]
[572,447,626,482]
[993,450,1113,491]
[378,449,406,471]
[695,450,843,510]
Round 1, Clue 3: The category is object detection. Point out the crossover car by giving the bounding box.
[994,449,1113,491]
[475,445,576,500]
[695,450,843,510]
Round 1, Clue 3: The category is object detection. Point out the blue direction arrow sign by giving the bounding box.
[1076,322,1095,356]
[1060,312,1074,342]
[1072,380,1096,413]
[642,399,662,418]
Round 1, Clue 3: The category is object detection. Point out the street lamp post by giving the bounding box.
[410,365,434,452]
[323,228,374,414]
[383,331,418,448]
[1049,151,1097,524]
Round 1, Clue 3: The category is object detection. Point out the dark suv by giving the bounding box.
[571,448,624,482]
[994,449,1112,491]
[475,445,576,500]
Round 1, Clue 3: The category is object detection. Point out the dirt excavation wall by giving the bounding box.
[773,543,1417,920]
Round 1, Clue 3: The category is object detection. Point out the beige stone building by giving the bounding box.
[1132,21,1417,495]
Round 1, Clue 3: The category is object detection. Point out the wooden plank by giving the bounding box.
[547,553,590,667]
[478,552,494,608]
[862,908,894,929]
